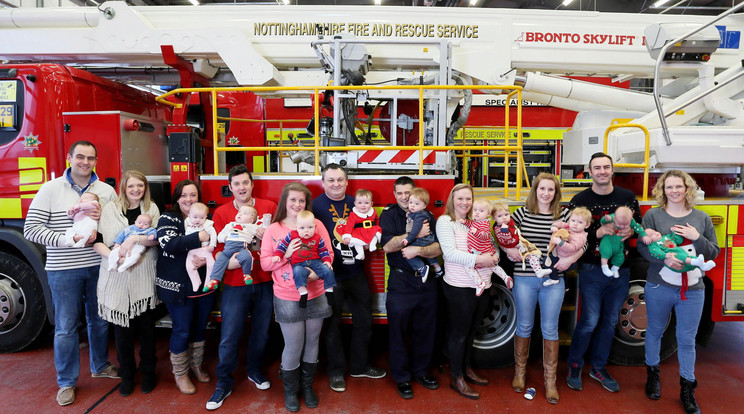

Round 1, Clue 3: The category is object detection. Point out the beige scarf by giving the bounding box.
[96,200,161,327]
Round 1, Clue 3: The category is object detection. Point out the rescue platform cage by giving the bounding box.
[157,84,536,199]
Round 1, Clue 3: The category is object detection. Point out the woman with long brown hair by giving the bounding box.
[507,172,574,404]
[155,180,216,394]
[260,182,333,412]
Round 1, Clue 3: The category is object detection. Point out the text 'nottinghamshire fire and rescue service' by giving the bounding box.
[254,22,479,38]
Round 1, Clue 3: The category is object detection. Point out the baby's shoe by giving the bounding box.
[501,275,514,290]
[536,268,552,278]
[203,279,219,292]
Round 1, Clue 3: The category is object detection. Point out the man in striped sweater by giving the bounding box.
[24,141,118,407]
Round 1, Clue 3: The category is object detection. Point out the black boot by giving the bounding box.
[680,377,701,414]
[646,365,661,400]
[119,377,134,397]
[280,366,301,412]
[301,361,319,408]
[141,372,157,394]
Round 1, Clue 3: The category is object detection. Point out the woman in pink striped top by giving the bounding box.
[435,183,498,400]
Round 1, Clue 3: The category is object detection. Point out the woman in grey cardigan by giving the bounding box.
[637,170,719,414]
[95,170,160,397]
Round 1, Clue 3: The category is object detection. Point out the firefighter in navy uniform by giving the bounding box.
[379,176,442,399]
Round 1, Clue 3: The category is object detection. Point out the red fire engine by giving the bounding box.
[2,3,744,371]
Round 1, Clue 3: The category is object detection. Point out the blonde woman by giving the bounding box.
[436,183,494,400]
[95,170,160,396]
[637,170,719,413]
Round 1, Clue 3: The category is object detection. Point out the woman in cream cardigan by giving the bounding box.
[95,170,160,396]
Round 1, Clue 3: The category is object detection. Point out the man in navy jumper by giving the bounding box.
[312,164,386,392]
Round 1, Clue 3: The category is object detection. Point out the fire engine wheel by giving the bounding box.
[608,280,677,366]
[471,283,518,369]
[0,253,48,353]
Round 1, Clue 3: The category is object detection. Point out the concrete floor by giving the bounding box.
[3,321,744,413]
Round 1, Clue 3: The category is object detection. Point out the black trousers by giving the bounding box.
[324,271,373,376]
[114,308,158,381]
[386,267,438,383]
[442,282,489,378]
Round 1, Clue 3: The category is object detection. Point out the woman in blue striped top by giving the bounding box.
[507,172,578,404]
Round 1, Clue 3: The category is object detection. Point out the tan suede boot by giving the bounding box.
[170,351,196,394]
[512,335,530,392]
[543,339,559,404]
[189,341,211,383]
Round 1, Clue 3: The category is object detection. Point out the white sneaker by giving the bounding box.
[418,266,429,283]
[536,268,552,278]
[247,373,271,390]
[543,279,559,287]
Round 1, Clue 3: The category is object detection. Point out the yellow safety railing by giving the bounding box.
[603,122,651,201]
[156,84,526,199]
[457,124,529,199]
[216,116,309,169]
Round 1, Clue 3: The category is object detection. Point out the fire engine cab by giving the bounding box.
[1,2,744,370]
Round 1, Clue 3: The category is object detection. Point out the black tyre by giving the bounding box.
[0,252,48,353]
[608,281,677,366]
[472,282,518,369]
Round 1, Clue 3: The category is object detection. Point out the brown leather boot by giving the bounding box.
[189,341,211,383]
[170,351,196,395]
[543,339,559,404]
[450,376,480,400]
[512,335,530,392]
[464,367,489,386]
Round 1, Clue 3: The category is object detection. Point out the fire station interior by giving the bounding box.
[3,1,744,413]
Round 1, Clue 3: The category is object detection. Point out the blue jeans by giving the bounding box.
[567,263,630,370]
[211,241,253,282]
[645,282,704,381]
[513,275,565,340]
[47,266,110,388]
[165,293,216,354]
[215,282,274,390]
[406,237,438,271]
[292,259,336,290]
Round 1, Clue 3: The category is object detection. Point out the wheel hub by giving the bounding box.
[617,284,647,341]
[474,284,517,350]
[0,276,24,332]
